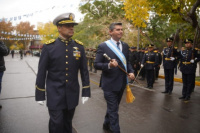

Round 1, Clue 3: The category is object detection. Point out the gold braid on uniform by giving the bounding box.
[45,39,55,44]
[36,85,45,91]
[75,39,83,45]
[83,86,90,89]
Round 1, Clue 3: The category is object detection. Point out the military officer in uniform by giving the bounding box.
[129,46,139,83]
[179,39,200,101]
[161,37,179,94]
[141,44,159,89]
[35,13,91,133]
[154,48,162,80]
[94,22,135,133]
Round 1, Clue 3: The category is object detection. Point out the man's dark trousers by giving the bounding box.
[182,73,195,98]
[146,69,154,87]
[164,69,174,92]
[103,81,126,133]
[48,108,75,133]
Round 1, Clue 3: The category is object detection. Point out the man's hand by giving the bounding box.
[170,57,175,61]
[109,59,118,68]
[128,73,135,80]
[190,59,194,63]
[37,101,45,106]
[141,64,144,68]
[82,97,89,104]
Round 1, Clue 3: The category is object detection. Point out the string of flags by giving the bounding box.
[0,4,73,22]
[0,31,54,40]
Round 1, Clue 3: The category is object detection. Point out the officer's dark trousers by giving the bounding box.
[155,67,160,79]
[103,87,125,133]
[0,72,4,94]
[182,73,195,98]
[146,69,154,87]
[48,108,75,133]
[164,69,174,92]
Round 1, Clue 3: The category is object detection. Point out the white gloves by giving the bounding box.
[190,59,194,63]
[170,57,175,61]
[141,64,144,68]
[82,97,89,104]
[37,101,45,106]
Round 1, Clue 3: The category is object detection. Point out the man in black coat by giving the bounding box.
[35,13,91,133]
[179,39,200,101]
[0,40,10,108]
[94,22,135,133]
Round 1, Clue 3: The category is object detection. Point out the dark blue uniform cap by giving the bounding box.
[166,37,174,42]
[184,39,193,43]
[130,46,137,49]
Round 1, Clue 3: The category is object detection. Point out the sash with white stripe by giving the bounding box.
[105,40,127,71]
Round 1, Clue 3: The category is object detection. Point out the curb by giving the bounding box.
[158,75,200,86]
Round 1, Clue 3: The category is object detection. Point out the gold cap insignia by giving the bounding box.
[69,14,73,21]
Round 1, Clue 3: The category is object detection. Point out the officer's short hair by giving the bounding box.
[109,22,122,31]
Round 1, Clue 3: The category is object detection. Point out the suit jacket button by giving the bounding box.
[66,62,68,64]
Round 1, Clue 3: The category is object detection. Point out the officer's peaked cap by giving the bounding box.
[166,37,173,42]
[148,44,154,47]
[184,39,193,43]
[53,13,78,26]
[131,46,136,49]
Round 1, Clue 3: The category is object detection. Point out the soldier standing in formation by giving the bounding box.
[35,13,91,133]
[162,37,179,94]
[154,48,162,80]
[129,46,139,83]
[179,39,200,101]
[141,44,159,89]
[138,48,145,80]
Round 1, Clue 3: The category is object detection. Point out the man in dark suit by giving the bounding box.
[94,22,135,133]
[35,13,91,133]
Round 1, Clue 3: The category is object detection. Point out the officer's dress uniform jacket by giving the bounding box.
[35,38,90,110]
[162,46,178,69]
[94,41,134,91]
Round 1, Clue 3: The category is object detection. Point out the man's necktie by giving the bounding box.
[117,42,120,50]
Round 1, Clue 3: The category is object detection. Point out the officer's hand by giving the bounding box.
[82,97,89,104]
[170,57,175,61]
[129,73,135,80]
[109,59,118,68]
[37,101,45,106]
[141,64,144,68]
[190,59,194,63]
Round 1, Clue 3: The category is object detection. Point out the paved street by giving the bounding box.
[0,54,200,133]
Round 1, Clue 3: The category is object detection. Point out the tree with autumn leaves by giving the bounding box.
[123,0,200,48]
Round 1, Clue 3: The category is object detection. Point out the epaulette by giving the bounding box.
[45,39,55,45]
[75,39,83,45]
[174,47,177,49]
[145,51,148,53]
[154,50,158,53]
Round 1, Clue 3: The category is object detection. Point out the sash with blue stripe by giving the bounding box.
[105,40,129,84]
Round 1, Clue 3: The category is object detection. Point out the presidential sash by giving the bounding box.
[105,40,127,72]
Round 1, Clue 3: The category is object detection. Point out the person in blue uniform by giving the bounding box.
[162,37,179,94]
[179,39,200,101]
[35,13,91,133]
[94,22,135,133]
[141,44,159,89]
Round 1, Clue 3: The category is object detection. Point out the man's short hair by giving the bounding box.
[109,22,122,31]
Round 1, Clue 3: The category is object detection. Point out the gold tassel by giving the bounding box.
[126,85,135,103]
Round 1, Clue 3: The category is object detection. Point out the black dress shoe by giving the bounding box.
[162,91,168,93]
[168,91,172,95]
[184,97,190,101]
[179,96,185,99]
[149,86,153,89]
